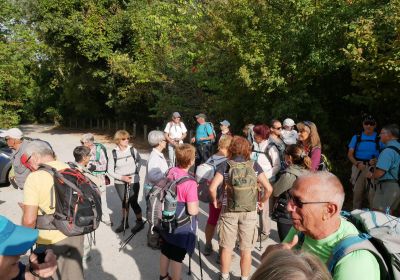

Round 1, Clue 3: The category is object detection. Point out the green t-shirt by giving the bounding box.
[283,219,380,280]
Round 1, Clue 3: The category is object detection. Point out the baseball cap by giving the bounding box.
[195,113,206,119]
[0,215,38,256]
[172,112,181,118]
[283,118,295,127]
[0,128,23,139]
[220,120,230,127]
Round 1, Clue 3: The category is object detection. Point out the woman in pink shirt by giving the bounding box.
[296,121,322,171]
[159,144,199,280]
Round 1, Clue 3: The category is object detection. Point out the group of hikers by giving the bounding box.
[0,112,399,280]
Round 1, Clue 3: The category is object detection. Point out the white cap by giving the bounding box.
[0,128,23,139]
[283,118,295,127]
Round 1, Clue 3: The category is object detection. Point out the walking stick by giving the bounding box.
[258,189,264,251]
[122,182,131,236]
[119,220,148,251]
[197,235,203,280]
[187,254,192,275]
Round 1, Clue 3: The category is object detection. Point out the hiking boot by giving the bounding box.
[114,219,129,233]
[218,273,230,280]
[131,220,145,233]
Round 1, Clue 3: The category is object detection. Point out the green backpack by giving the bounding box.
[226,160,258,212]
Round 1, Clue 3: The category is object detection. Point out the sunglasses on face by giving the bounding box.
[288,192,330,209]
[363,121,376,126]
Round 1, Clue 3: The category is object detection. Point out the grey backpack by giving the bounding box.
[328,210,400,280]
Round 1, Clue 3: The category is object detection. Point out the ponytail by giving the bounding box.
[285,144,312,170]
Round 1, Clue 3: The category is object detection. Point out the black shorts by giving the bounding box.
[161,240,187,263]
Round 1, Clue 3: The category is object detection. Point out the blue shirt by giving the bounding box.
[348,132,383,161]
[195,123,213,144]
[376,139,400,181]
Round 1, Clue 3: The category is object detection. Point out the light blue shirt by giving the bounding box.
[376,139,400,181]
[195,123,213,144]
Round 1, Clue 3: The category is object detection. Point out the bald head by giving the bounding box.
[294,171,345,211]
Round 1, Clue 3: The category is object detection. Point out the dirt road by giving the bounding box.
[0,124,278,280]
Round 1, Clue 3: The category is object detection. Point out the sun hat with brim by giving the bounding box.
[283,118,295,127]
[0,215,38,256]
[195,113,206,119]
[0,128,23,139]
[220,120,230,127]
[172,112,181,118]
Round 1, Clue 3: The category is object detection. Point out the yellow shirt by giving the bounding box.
[24,161,69,245]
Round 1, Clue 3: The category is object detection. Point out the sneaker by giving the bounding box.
[203,243,213,256]
[131,220,145,233]
[218,272,230,280]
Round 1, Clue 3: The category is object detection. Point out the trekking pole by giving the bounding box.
[197,235,203,280]
[258,189,264,251]
[122,182,131,236]
[187,254,192,275]
[119,220,148,251]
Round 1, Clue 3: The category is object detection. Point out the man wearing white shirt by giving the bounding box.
[164,112,187,167]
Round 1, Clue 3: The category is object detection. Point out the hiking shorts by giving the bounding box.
[207,202,222,226]
[161,240,187,263]
[218,210,257,251]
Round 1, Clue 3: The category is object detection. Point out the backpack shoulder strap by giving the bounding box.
[327,234,389,279]
[354,134,362,153]
[112,149,117,171]
[264,142,276,167]
[385,145,400,155]
[130,147,139,174]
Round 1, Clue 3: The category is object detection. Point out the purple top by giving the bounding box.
[309,147,321,171]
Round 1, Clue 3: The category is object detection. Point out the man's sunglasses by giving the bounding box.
[288,192,330,209]
[363,121,376,126]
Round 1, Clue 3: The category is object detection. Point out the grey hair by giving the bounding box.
[295,171,345,210]
[382,123,399,138]
[251,250,332,280]
[25,140,55,158]
[148,130,165,147]
[81,133,95,144]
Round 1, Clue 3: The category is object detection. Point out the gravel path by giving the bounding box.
[0,124,278,280]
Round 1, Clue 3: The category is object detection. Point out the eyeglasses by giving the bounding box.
[363,121,376,126]
[288,192,330,209]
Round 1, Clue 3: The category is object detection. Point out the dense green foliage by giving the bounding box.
[1,0,399,165]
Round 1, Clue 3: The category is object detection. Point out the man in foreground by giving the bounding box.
[22,141,84,280]
[263,172,380,280]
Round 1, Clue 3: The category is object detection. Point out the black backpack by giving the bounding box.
[353,133,381,155]
[36,164,102,236]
